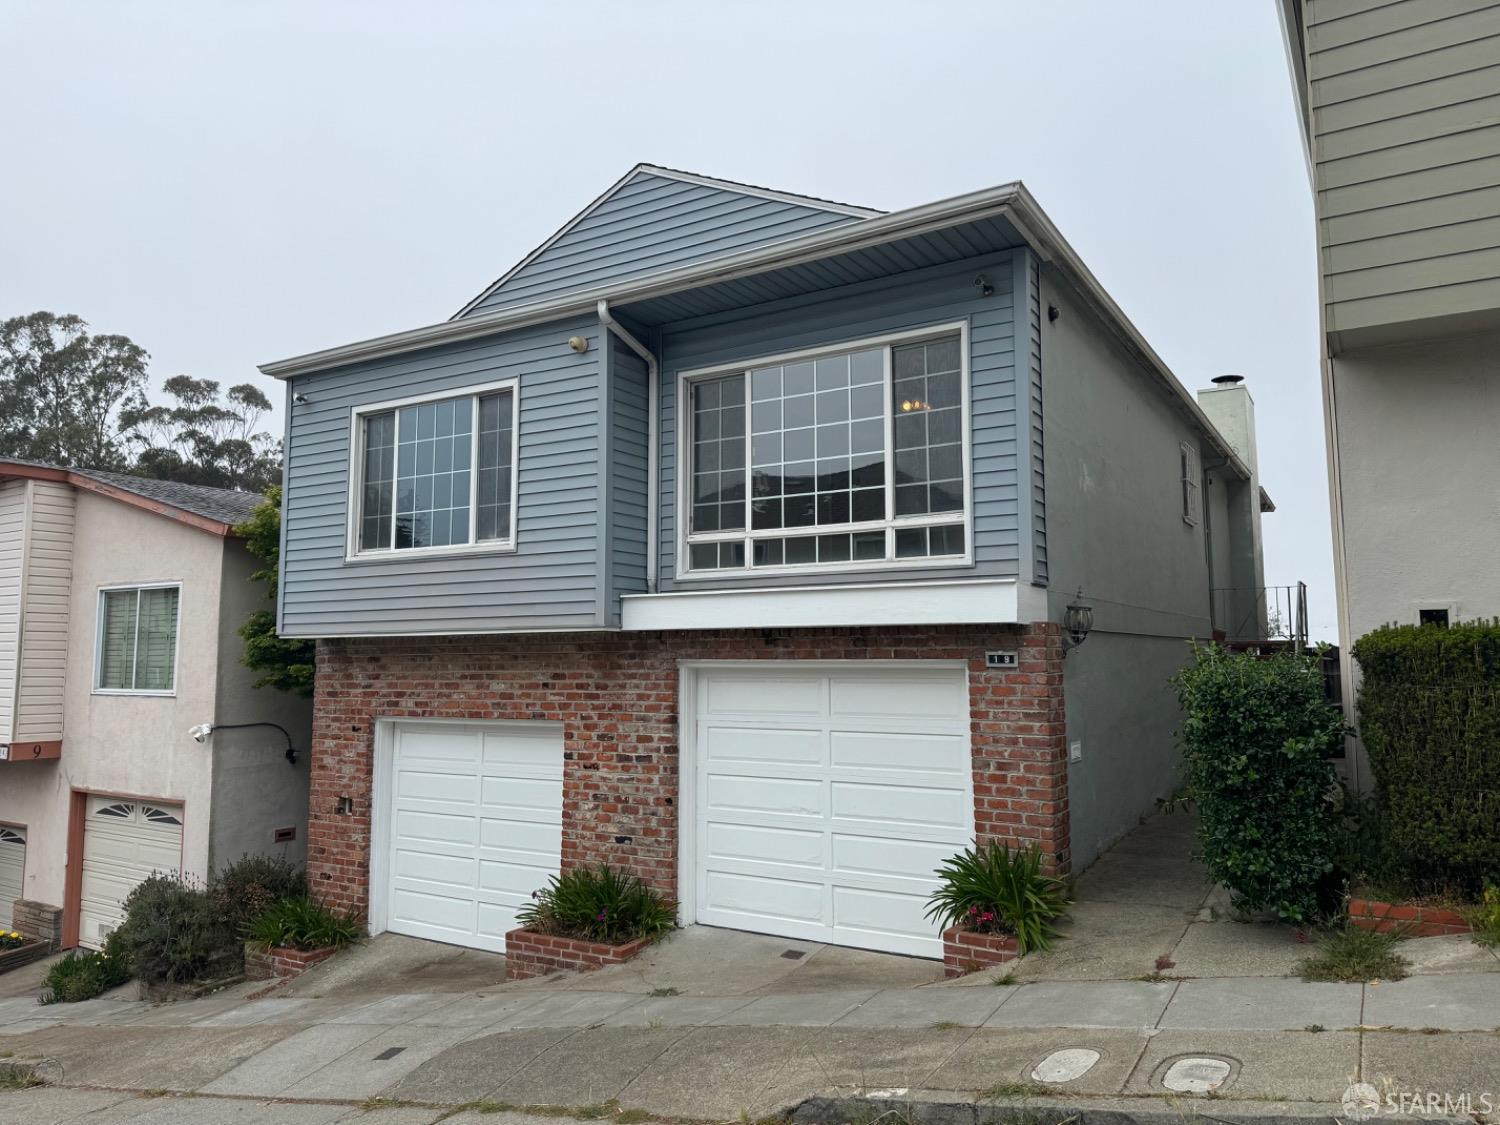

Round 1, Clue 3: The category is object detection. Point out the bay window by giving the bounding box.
[351,380,518,556]
[682,326,970,574]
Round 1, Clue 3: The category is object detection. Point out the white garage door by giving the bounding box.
[691,664,972,958]
[0,826,25,926]
[80,798,183,950]
[381,721,562,953]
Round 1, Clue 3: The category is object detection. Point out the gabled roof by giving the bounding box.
[451,163,883,319]
[0,459,261,535]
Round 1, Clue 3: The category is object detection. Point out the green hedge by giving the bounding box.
[1352,621,1500,895]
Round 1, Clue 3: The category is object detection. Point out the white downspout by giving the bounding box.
[597,300,660,593]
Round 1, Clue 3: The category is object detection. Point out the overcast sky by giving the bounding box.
[2,1,1333,639]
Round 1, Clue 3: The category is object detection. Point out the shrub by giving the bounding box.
[1173,644,1346,923]
[212,854,306,936]
[109,873,239,985]
[247,896,364,952]
[516,865,677,944]
[1352,621,1500,897]
[924,841,1070,954]
[39,945,130,1004]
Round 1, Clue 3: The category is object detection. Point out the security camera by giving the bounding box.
[188,723,214,743]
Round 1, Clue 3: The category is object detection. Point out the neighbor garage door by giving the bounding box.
[380,721,563,953]
[79,798,184,950]
[690,664,971,958]
[0,826,25,925]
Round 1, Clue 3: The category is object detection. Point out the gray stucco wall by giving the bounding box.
[208,541,312,872]
[1037,264,1217,869]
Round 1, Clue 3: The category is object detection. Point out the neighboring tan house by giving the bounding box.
[0,462,311,950]
[263,165,1275,960]
[1277,1,1500,783]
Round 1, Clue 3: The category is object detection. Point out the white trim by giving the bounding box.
[450,164,880,319]
[344,376,520,562]
[368,718,395,938]
[622,577,1046,631]
[675,659,972,941]
[674,322,974,580]
[92,582,182,697]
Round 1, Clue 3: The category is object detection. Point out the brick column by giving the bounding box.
[970,621,1070,874]
[305,639,376,918]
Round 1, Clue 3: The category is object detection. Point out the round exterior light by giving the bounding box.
[567,336,590,353]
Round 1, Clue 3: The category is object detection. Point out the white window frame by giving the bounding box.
[1180,441,1202,527]
[344,376,521,562]
[674,322,974,581]
[93,582,182,697]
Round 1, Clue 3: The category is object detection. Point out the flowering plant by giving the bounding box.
[0,930,28,951]
[516,864,676,944]
[925,841,1071,954]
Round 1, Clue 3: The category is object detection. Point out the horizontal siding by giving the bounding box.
[0,480,24,739]
[462,173,858,316]
[279,315,604,637]
[608,336,649,622]
[16,481,74,742]
[1304,0,1500,336]
[655,250,1023,592]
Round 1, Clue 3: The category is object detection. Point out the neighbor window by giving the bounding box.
[354,383,518,554]
[97,585,180,693]
[682,329,969,573]
[1180,442,1201,527]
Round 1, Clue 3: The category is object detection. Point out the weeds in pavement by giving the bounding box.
[1297,924,1410,982]
[1306,1023,1326,1033]
[993,970,1018,986]
[930,1020,963,1030]
[0,1071,42,1091]
[648,987,680,997]
[980,1080,1048,1099]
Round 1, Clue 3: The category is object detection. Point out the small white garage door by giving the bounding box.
[380,721,563,953]
[0,826,25,925]
[80,798,184,950]
[691,664,972,958]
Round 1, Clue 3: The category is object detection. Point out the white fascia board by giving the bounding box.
[621,578,1050,632]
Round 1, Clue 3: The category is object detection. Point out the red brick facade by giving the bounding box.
[504,929,654,980]
[244,943,339,982]
[306,623,1068,922]
[1349,898,1473,937]
[941,925,1020,978]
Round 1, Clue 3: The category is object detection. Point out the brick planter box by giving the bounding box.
[942,925,1020,978]
[244,942,339,982]
[1349,898,1472,938]
[505,928,653,981]
[0,939,50,975]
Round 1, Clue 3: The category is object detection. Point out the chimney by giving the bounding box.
[1197,375,1257,475]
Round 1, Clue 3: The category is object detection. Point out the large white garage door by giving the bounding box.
[80,798,184,950]
[0,826,25,927]
[691,664,971,958]
[381,721,562,953]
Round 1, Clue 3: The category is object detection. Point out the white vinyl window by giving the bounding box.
[679,325,972,576]
[1180,441,1202,527]
[96,584,180,694]
[349,379,519,557]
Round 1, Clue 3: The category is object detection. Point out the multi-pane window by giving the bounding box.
[355,384,517,553]
[683,330,969,573]
[97,585,179,693]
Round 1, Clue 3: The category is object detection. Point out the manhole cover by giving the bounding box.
[1161,1056,1232,1093]
[1031,1048,1101,1084]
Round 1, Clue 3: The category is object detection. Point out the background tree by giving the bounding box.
[235,486,314,698]
[123,375,281,492]
[0,311,148,468]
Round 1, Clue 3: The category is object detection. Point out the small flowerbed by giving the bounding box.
[925,841,1070,978]
[0,930,50,976]
[0,930,27,951]
[507,865,676,981]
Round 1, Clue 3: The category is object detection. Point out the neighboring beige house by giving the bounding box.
[1277,1,1500,782]
[0,461,310,950]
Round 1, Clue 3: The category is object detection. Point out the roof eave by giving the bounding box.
[0,461,240,536]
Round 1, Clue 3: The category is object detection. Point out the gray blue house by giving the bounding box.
[265,165,1271,960]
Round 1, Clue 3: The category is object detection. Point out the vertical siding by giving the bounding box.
[655,251,1022,591]
[16,481,74,742]
[462,172,860,317]
[607,335,650,622]
[1022,250,1047,584]
[0,480,25,739]
[279,316,605,638]
[1304,0,1500,335]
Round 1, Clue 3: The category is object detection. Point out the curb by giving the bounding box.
[787,1093,1473,1125]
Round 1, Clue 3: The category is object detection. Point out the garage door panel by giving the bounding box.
[477,855,554,896]
[703,869,824,923]
[704,726,822,765]
[396,728,482,763]
[0,829,23,922]
[79,802,183,950]
[828,672,967,719]
[695,665,969,960]
[830,730,969,774]
[830,781,968,828]
[705,822,824,868]
[393,808,478,847]
[705,674,823,716]
[393,849,473,888]
[830,833,961,880]
[478,816,561,854]
[482,727,565,770]
[479,775,562,812]
[391,885,476,932]
[395,769,481,804]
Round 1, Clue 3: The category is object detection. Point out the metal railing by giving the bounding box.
[1210,581,1308,648]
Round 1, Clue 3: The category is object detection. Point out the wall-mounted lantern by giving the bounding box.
[1063,591,1094,654]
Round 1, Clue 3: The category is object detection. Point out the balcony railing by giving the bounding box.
[1211,582,1308,649]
